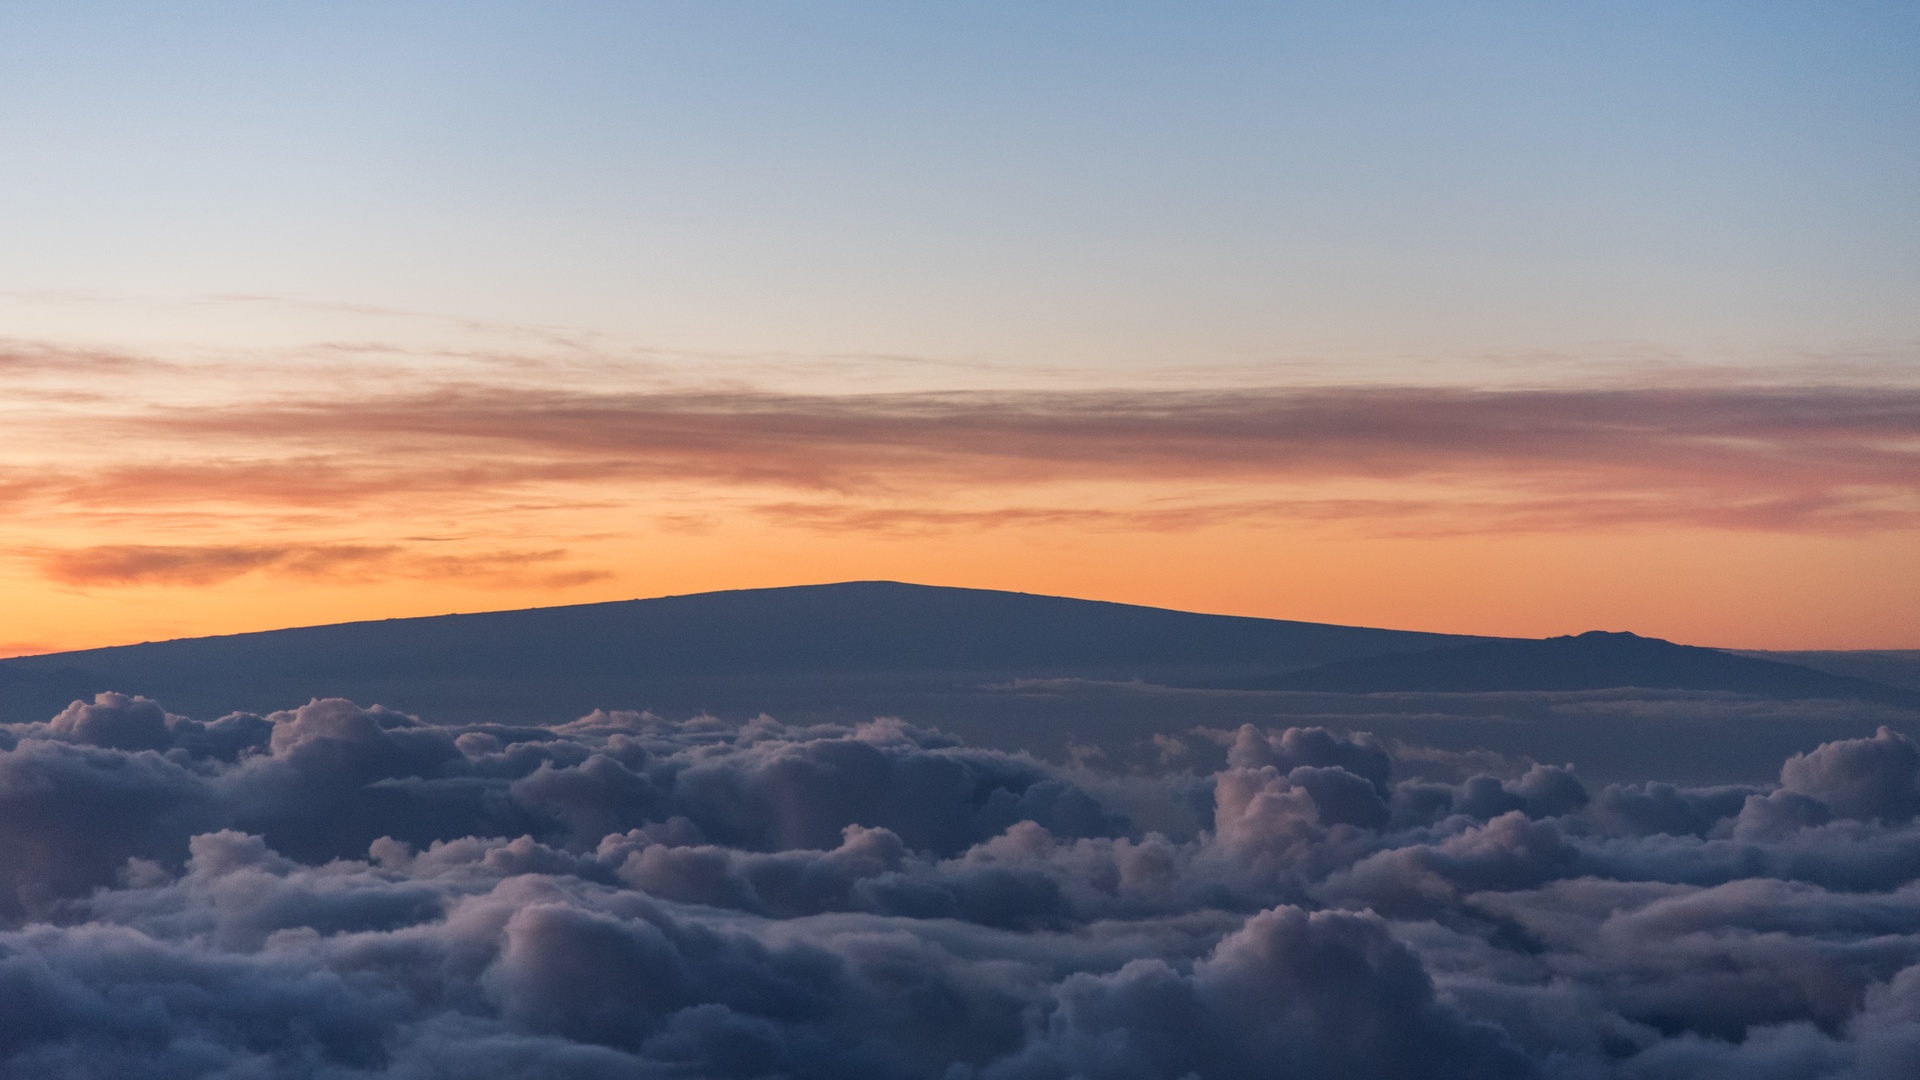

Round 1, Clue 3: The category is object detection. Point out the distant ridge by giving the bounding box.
[4,585,1911,729]
[0,581,1469,723]
[1246,630,1920,705]
[1732,649,1920,693]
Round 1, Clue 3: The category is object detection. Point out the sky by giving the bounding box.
[2,0,1918,652]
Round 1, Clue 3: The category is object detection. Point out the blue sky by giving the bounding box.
[4,2,1916,372]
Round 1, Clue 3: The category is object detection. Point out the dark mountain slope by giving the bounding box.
[0,581,1470,723]
[1732,650,1920,693]
[1246,630,1920,705]
[4,587,1914,784]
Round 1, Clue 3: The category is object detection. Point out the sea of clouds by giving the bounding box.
[3,692,1920,1077]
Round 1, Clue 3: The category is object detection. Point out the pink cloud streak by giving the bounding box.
[5,378,1917,537]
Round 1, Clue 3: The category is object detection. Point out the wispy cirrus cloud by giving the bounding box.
[752,488,1920,538]
[4,331,1919,568]
[7,381,1907,531]
[119,382,1918,482]
[32,543,609,589]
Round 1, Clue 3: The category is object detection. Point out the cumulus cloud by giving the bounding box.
[2,696,1920,1075]
[1780,726,1920,822]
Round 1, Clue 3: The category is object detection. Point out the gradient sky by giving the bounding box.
[3,1,1918,652]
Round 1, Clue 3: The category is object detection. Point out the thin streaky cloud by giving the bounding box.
[754,489,1920,538]
[31,543,609,589]
[4,365,1917,536]
[125,380,1920,480]
[0,341,168,377]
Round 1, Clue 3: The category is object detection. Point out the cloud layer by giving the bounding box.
[8,349,1920,538]
[32,543,610,589]
[4,691,1920,1075]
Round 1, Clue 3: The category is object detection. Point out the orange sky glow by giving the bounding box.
[4,315,1916,654]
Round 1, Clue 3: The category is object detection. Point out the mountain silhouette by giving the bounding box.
[4,585,1914,785]
[1244,630,1919,704]
[0,581,1467,724]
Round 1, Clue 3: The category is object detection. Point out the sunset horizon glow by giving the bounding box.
[3,3,1917,653]
[4,296,1916,654]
